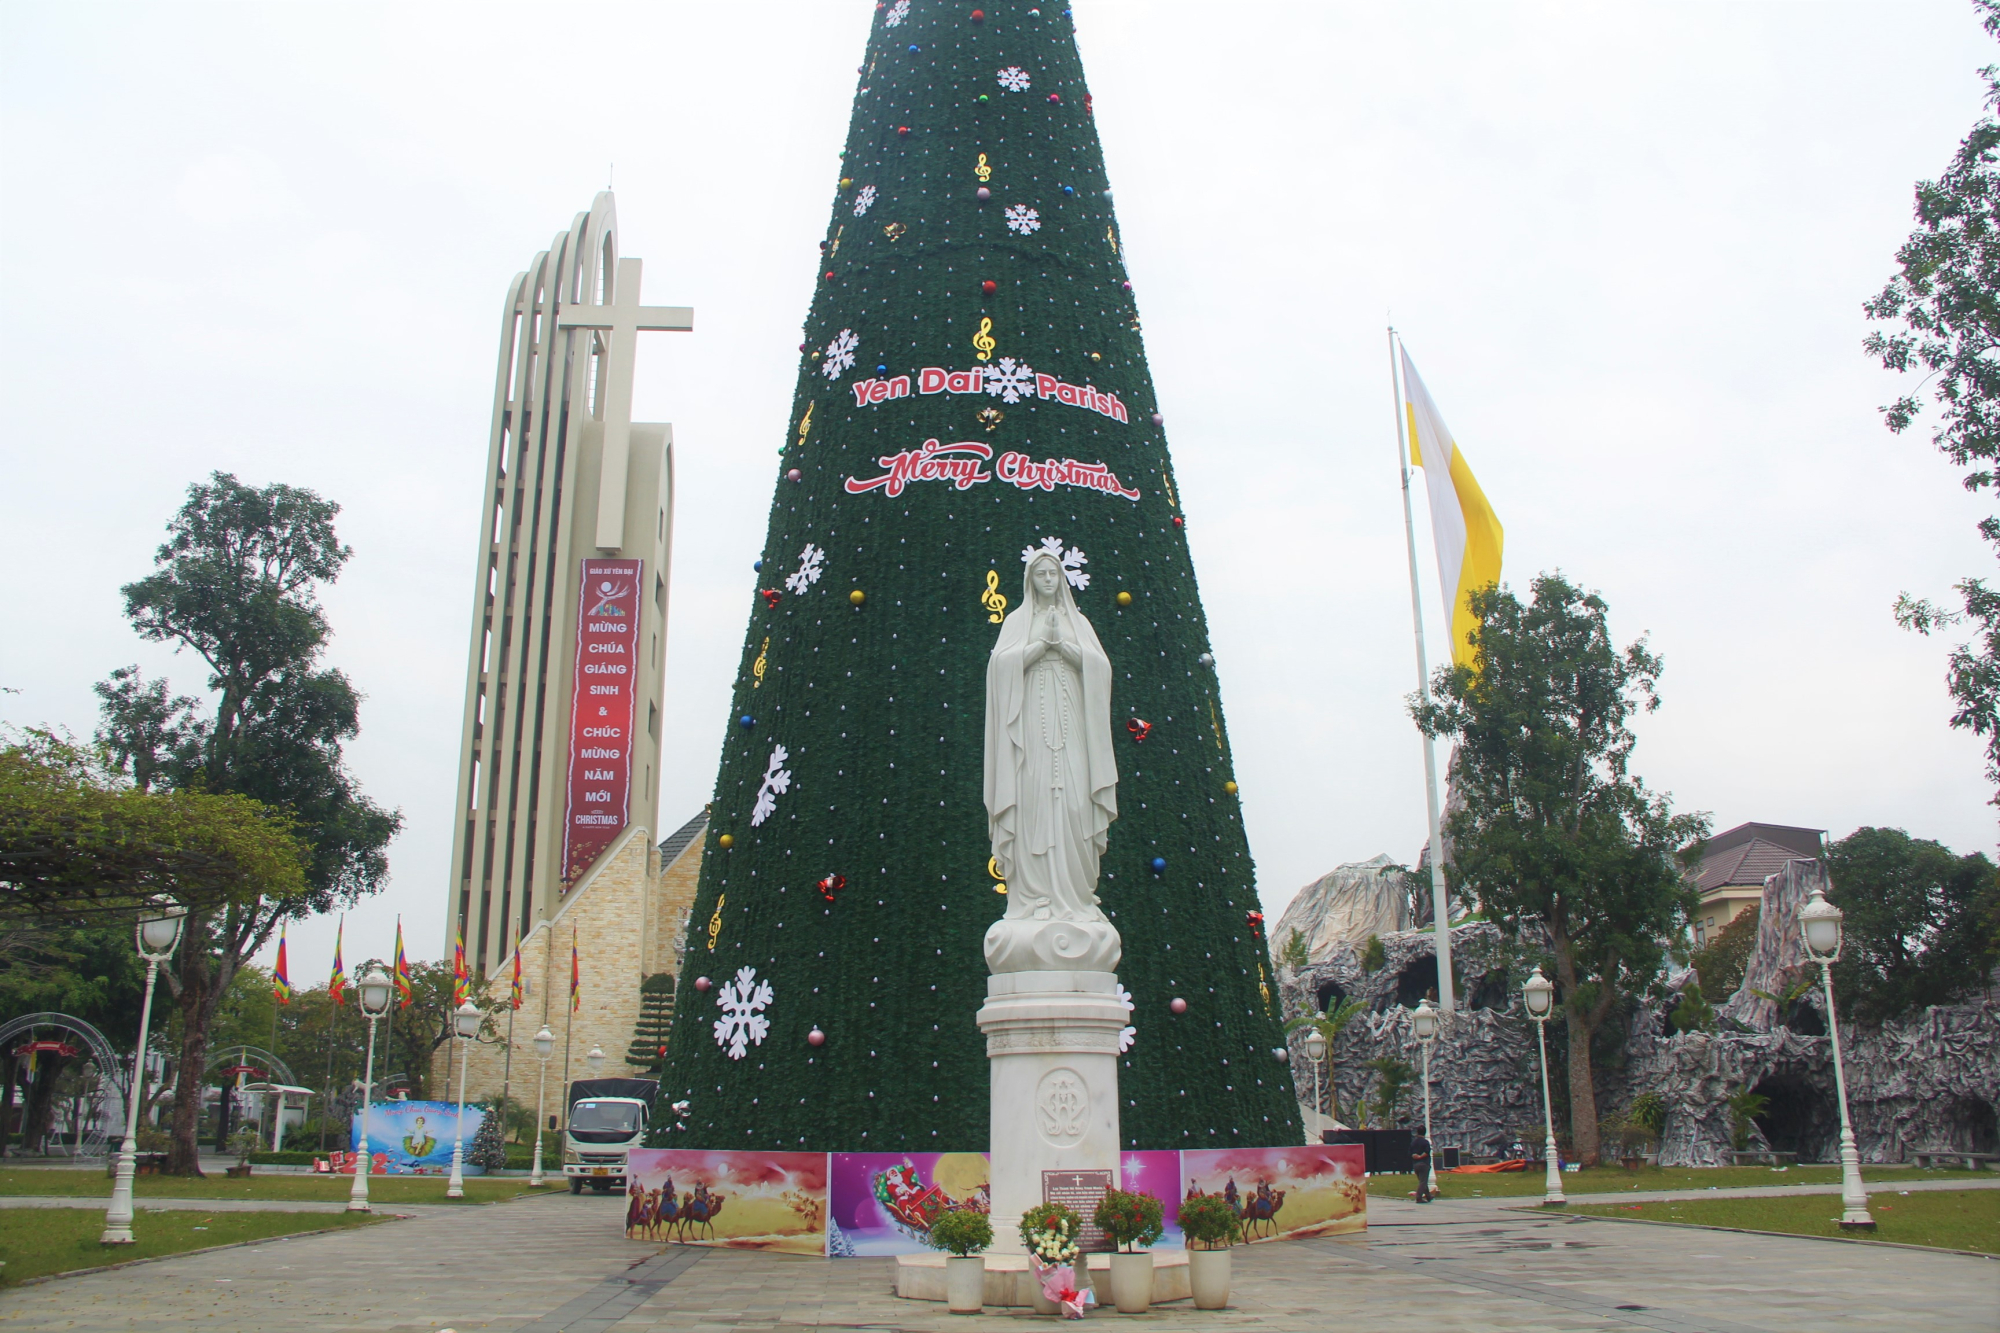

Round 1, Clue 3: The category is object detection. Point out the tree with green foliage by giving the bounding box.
[0,728,305,923]
[1691,906,1760,1006]
[1412,574,1710,1165]
[94,473,401,1174]
[1363,1056,1414,1129]
[654,4,1294,1152]
[1825,826,2000,1020]
[1283,995,1367,1122]
[1865,2,2000,804]
[1277,928,1310,971]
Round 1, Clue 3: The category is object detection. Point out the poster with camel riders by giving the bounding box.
[1179,1145,1367,1242]
[623,1149,828,1255]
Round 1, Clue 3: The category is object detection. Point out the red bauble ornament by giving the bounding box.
[1170,997,1188,1015]
[825,270,836,280]
[694,976,712,992]
[1150,412,1164,426]
[786,468,802,482]
[897,125,912,137]
[977,186,991,201]
[1048,93,1062,104]
[970,8,984,20]
[1121,280,1132,291]
[981,279,997,295]
[760,588,783,608]
[1173,516,1184,527]
[808,1027,826,1046]
[798,342,809,352]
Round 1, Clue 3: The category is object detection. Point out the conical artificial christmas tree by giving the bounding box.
[658,0,1301,1154]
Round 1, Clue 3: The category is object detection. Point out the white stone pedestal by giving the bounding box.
[976,969,1128,1252]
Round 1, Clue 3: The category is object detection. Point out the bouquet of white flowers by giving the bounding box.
[1030,1217,1082,1265]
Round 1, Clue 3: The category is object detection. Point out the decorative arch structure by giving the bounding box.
[0,1012,126,1157]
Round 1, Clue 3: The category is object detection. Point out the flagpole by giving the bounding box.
[500,931,516,1121]
[561,925,576,1139]
[1390,326,1458,1016]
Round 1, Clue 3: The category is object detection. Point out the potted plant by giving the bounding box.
[1020,1202,1086,1315]
[1092,1189,1164,1314]
[926,1207,994,1314]
[1176,1193,1242,1309]
[225,1127,261,1178]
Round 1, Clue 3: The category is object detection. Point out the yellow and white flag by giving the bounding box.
[1401,348,1504,669]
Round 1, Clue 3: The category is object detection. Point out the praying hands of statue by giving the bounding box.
[1026,606,1083,669]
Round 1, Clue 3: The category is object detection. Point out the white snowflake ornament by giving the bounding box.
[751,744,792,827]
[1021,535,1090,591]
[821,328,858,381]
[984,356,1036,404]
[852,185,877,217]
[713,966,774,1060]
[1115,984,1137,1054]
[1004,205,1041,236]
[784,543,826,595]
[997,66,1030,92]
[884,0,910,26]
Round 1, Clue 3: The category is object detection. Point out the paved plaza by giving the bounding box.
[1,1186,1994,1332]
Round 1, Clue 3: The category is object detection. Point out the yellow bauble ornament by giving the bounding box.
[849,589,867,606]
[1224,781,1238,795]
[718,833,735,849]
[1116,591,1133,607]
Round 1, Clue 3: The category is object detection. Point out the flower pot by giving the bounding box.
[946,1255,985,1314]
[1109,1251,1153,1314]
[1028,1260,1061,1315]
[1188,1247,1231,1309]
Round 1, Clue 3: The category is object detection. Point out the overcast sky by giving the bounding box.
[5,1,1997,976]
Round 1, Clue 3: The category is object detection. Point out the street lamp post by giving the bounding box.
[586,1044,606,1079]
[446,1000,481,1199]
[1799,887,1874,1230]
[102,897,186,1245]
[1302,1030,1327,1141]
[1521,966,1566,1207]
[529,1025,555,1188]
[348,967,394,1213]
[1412,998,1440,1182]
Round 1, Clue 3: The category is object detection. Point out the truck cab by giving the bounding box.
[562,1077,657,1193]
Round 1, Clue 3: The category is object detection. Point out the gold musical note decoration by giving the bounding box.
[884,221,906,241]
[1106,225,1119,255]
[981,570,1008,623]
[975,152,993,182]
[1161,468,1179,511]
[796,403,814,446]
[706,893,726,951]
[1209,695,1224,753]
[1257,961,1272,1017]
[752,636,770,689]
[830,224,844,256]
[972,317,996,363]
[988,857,1008,895]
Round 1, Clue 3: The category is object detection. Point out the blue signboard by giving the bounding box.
[348,1100,486,1175]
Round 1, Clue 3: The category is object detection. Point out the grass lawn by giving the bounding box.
[1365,1163,1992,1198]
[0,1169,562,1205]
[1570,1188,2000,1254]
[0,1208,383,1286]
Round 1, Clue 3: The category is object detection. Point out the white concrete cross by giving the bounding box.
[559,256,693,550]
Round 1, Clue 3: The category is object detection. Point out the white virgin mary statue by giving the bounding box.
[983,550,1122,973]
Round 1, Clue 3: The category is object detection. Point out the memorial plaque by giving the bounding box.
[1042,1168,1115,1251]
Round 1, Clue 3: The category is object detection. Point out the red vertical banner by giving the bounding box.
[562,558,644,887]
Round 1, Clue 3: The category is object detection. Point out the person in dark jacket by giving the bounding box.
[1408,1123,1433,1202]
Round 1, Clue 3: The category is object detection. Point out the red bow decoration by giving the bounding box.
[760,588,783,608]
[817,873,846,902]
[1126,718,1153,743]
[1246,909,1266,938]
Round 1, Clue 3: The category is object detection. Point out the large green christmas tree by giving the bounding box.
[657,0,1301,1153]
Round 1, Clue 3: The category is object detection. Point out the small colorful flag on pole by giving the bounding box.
[570,944,581,1013]
[329,918,347,1006]
[511,947,524,1011]
[393,918,413,1010]
[452,928,470,1007]
[273,927,292,1005]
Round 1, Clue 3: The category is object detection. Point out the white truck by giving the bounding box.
[562,1077,656,1194]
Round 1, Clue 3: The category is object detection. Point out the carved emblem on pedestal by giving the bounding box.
[1036,1067,1089,1147]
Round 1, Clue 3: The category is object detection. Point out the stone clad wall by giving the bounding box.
[435,824,677,1110]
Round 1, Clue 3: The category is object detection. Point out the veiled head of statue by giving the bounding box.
[1025,551,1068,607]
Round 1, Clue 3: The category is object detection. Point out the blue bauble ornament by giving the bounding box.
[754,559,763,571]
[739,715,756,729]
[1150,857,1167,875]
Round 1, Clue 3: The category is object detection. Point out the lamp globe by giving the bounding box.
[358,967,394,1017]
[1522,965,1555,1021]
[137,898,188,957]
[452,1000,482,1039]
[1799,887,1844,963]
[533,1025,556,1060]
[1412,998,1440,1042]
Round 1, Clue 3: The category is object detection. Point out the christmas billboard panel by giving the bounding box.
[827,1151,991,1256]
[345,1101,486,1175]
[1179,1145,1366,1242]
[624,1148,827,1254]
[1117,1150,1185,1248]
[561,558,643,887]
